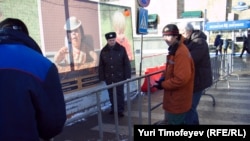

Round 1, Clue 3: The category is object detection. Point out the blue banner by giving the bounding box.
[205,20,250,31]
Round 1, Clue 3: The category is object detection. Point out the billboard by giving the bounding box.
[40,0,100,94]
[40,0,135,94]
[0,0,136,118]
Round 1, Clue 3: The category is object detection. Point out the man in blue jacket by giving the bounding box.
[0,18,66,140]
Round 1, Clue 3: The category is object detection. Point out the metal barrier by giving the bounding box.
[52,53,236,141]
[203,54,235,106]
[60,70,163,141]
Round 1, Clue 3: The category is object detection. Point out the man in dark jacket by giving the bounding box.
[179,22,213,125]
[98,32,131,117]
[0,18,66,141]
[239,35,249,57]
[214,34,223,56]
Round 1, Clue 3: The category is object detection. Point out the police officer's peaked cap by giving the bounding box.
[105,32,116,40]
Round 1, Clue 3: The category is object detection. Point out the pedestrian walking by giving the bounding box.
[223,38,230,55]
[239,35,249,57]
[214,34,223,56]
[178,22,213,125]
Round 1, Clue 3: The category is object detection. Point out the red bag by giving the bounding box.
[141,65,166,93]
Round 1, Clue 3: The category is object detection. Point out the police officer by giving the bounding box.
[98,32,131,117]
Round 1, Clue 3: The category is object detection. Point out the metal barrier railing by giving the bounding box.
[203,54,235,106]
[62,69,163,141]
[52,53,236,141]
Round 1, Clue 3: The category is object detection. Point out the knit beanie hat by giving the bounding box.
[162,24,179,36]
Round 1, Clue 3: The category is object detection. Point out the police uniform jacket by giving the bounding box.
[98,42,131,84]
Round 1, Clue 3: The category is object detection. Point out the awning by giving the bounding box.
[148,14,158,22]
[181,11,202,18]
[205,20,250,31]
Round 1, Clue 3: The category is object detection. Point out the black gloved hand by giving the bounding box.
[153,77,165,90]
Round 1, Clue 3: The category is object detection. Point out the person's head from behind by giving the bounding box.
[105,32,117,47]
[162,24,180,46]
[178,22,194,39]
[0,18,29,35]
[0,18,43,54]
[216,34,221,39]
[64,16,84,48]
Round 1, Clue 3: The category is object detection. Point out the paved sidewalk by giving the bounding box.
[199,54,250,124]
[54,55,250,141]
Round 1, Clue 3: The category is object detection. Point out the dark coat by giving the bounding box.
[0,29,66,141]
[184,30,213,92]
[98,42,131,84]
[214,34,223,47]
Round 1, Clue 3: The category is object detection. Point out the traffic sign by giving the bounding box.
[137,0,150,7]
[137,7,148,34]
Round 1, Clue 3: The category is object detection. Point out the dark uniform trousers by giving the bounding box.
[108,84,125,113]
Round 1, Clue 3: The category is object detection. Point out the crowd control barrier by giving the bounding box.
[203,54,236,106]
[48,54,237,141]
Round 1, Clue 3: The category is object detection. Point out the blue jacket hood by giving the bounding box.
[0,28,42,54]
